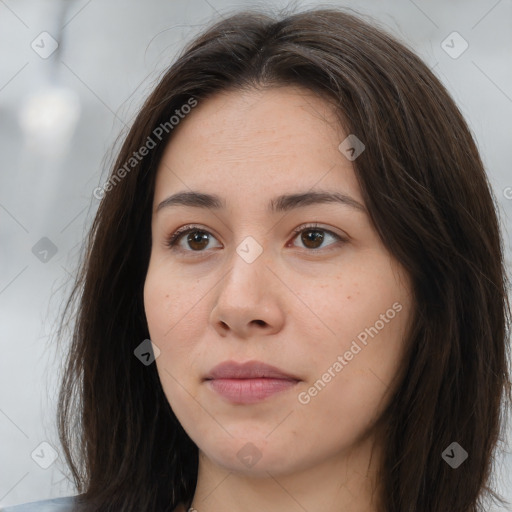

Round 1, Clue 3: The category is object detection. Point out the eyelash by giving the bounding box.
[164,223,346,255]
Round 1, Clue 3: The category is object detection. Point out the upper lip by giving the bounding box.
[205,360,300,381]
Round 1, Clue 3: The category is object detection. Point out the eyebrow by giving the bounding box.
[155,190,366,214]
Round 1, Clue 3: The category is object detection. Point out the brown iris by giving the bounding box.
[186,231,210,251]
[300,229,324,249]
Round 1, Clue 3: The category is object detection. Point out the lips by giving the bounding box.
[204,360,300,381]
[204,360,300,404]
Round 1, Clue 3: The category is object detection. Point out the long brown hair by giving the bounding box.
[57,6,512,512]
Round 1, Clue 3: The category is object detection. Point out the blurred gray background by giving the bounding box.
[1,0,511,508]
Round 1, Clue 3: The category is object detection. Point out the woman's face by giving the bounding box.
[144,86,413,477]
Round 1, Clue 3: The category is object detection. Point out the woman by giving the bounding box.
[5,6,510,512]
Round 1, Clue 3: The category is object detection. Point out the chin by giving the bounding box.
[196,432,308,477]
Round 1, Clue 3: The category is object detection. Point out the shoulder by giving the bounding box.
[0,496,77,512]
[0,497,187,512]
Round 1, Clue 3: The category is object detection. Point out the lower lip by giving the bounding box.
[206,378,298,404]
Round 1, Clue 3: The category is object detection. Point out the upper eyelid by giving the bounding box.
[167,224,220,244]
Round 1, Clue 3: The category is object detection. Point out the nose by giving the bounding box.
[209,246,286,339]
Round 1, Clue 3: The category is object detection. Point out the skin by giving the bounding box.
[143,86,414,512]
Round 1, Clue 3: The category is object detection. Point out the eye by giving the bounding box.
[289,223,346,250]
[165,223,346,254]
[165,224,221,253]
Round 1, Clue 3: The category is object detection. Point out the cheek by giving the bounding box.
[296,317,408,453]
[302,369,392,452]
[296,256,410,418]
[144,262,203,339]
[143,266,201,382]
[144,268,205,417]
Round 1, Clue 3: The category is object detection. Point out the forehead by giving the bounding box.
[153,86,362,206]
